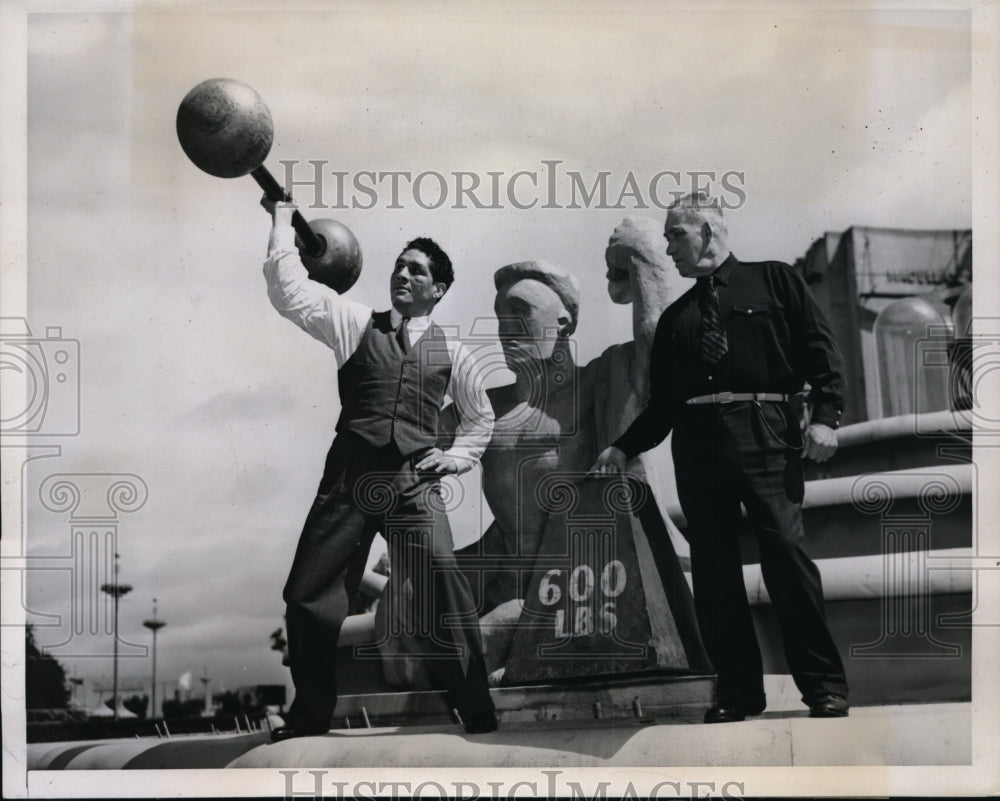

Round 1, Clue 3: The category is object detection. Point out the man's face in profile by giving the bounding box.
[664,210,711,278]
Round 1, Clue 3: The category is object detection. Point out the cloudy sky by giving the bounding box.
[7,2,980,709]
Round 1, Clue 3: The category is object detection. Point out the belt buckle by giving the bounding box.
[716,391,736,404]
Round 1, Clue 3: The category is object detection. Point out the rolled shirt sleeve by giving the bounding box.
[263,217,370,367]
[443,339,494,473]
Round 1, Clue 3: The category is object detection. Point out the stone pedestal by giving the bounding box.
[504,476,709,683]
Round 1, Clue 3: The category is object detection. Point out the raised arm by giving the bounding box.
[262,199,370,366]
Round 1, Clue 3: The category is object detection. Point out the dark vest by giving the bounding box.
[336,310,452,456]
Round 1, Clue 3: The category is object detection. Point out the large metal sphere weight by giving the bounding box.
[176,78,274,178]
[176,78,363,293]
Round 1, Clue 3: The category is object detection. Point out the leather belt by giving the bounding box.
[686,392,788,405]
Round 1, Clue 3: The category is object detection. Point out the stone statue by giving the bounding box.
[593,216,694,545]
[453,262,598,679]
[475,261,597,590]
[594,216,693,450]
[463,228,704,682]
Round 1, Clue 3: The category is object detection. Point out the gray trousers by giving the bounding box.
[282,430,494,728]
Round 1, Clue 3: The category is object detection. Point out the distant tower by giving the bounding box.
[200,669,211,716]
[99,552,132,721]
[143,599,166,719]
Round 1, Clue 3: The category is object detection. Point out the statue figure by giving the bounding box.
[593,216,694,544]
[462,231,705,682]
[472,261,597,595]
[454,262,598,679]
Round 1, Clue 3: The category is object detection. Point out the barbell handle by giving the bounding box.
[251,165,325,258]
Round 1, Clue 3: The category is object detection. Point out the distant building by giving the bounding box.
[233,684,286,712]
[793,226,972,423]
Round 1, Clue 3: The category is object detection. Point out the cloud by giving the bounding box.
[176,384,304,425]
[27,13,113,58]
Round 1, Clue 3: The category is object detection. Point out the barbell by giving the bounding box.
[176,78,362,294]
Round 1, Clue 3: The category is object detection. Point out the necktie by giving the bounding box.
[396,317,411,353]
[697,275,728,364]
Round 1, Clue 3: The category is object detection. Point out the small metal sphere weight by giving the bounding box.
[300,219,363,294]
[176,78,274,178]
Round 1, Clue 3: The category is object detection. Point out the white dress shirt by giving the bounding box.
[263,219,493,473]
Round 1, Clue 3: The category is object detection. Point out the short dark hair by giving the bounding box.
[402,237,454,293]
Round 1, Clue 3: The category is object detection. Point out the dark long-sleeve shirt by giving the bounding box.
[614,253,845,460]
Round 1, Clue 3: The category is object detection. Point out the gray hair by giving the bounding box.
[668,191,728,236]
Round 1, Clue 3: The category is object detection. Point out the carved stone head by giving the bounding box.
[494,260,580,366]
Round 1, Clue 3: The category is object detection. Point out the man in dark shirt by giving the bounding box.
[591,193,849,722]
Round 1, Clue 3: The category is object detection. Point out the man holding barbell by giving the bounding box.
[591,192,849,723]
[262,198,497,740]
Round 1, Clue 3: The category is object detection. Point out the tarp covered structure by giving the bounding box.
[86,699,137,718]
[793,226,972,423]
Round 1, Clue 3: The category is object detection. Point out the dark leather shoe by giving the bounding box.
[809,693,849,718]
[270,723,329,742]
[463,713,498,734]
[704,700,765,724]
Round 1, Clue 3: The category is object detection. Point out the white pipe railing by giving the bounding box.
[834,409,972,448]
[742,547,972,605]
[664,462,972,525]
